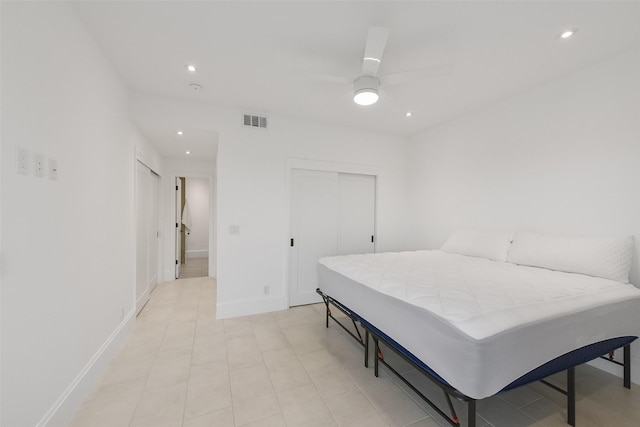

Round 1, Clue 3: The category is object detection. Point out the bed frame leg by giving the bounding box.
[467,399,476,427]
[373,336,379,377]
[364,330,369,368]
[624,344,631,389]
[567,367,576,427]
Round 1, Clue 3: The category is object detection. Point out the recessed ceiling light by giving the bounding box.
[186,64,197,72]
[560,29,576,39]
[405,112,412,117]
[185,151,190,155]
[177,130,184,136]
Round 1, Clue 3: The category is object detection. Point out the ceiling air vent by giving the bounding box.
[243,114,268,129]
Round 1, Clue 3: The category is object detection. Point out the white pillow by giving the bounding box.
[506,231,633,283]
[440,230,513,262]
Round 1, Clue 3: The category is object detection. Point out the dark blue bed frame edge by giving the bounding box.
[316,288,636,427]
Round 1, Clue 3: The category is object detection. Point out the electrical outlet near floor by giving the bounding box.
[16,147,29,175]
[34,154,44,178]
[263,286,270,295]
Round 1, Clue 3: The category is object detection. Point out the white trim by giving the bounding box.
[37,309,136,427]
[216,295,288,319]
[186,250,209,259]
[136,288,150,315]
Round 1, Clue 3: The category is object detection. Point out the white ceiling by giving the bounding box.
[72,1,640,160]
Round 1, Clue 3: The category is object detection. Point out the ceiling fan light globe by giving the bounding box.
[354,88,379,106]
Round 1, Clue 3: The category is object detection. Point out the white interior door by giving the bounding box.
[136,162,151,314]
[289,169,338,306]
[148,172,159,291]
[338,173,376,255]
[175,177,182,279]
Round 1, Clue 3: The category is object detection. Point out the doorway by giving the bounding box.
[288,169,376,306]
[176,176,211,279]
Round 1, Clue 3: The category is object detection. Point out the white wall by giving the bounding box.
[131,93,411,317]
[0,3,161,426]
[216,117,410,318]
[407,48,640,379]
[185,178,210,258]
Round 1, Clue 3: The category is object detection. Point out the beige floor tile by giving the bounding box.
[324,389,389,427]
[192,330,227,366]
[277,383,337,426]
[263,347,312,392]
[227,334,263,371]
[232,391,281,426]
[282,324,327,355]
[230,363,274,397]
[160,321,196,350]
[253,322,291,352]
[184,407,234,427]
[70,377,146,427]
[129,382,188,427]
[357,373,428,426]
[405,418,444,427]
[185,362,232,419]
[238,412,287,427]
[145,345,192,390]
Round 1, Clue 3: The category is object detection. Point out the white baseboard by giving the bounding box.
[186,250,208,259]
[216,295,288,319]
[37,309,136,427]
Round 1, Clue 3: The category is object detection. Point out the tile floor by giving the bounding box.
[179,257,209,279]
[71,277,640,427]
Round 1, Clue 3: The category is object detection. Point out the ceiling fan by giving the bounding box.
[312,27,453,106]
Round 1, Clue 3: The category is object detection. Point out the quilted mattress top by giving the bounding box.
[319,250,640,339]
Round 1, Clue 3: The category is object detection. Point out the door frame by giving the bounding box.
[169,172,216,279]
[285,158,381,307]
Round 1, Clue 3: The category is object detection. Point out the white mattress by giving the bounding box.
[318,250,640,399]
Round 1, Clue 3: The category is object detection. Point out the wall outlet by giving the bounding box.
[34,154,44,178]
[229,225,240,235]
[263,286,270,295]
[120,306,125,321]
[16,147,29,175]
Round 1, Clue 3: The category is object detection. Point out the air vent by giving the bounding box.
[243,114,268,129]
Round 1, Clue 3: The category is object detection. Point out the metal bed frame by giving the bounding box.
[317,288,634,427]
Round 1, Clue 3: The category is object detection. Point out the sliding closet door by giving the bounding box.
[337,173,376,255]
[289,169,376,307]
[136,162,151,314]
[289,169,338,306]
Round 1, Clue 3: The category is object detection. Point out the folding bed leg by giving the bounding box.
[364,330,369,368]
[467,399,476,427]
[444,393,459,426]
[624,344,631,389]
[567,367,576,427]
[373,336,380,377]
[324,299,330,328]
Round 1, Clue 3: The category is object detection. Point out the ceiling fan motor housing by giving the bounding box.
[354,75,380,94]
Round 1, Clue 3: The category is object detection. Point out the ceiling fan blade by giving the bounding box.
[305,72,352,84]
[361,27,389,76]
[380,63,454,86]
